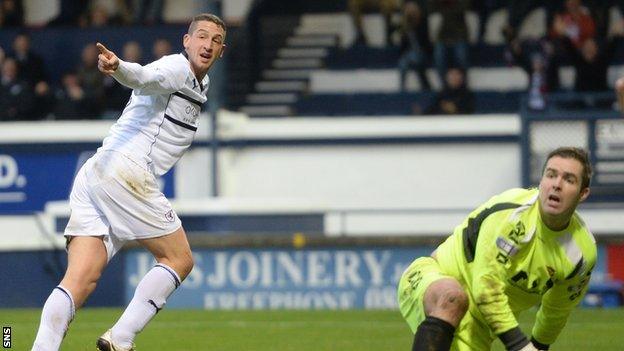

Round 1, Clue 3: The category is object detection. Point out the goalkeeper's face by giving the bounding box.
[538,156,590,226]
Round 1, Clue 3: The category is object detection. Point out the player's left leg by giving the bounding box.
[99,226,193,350]
[397,256,469,351]
[412,278,468,351]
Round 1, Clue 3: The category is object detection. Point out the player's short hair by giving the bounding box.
[188,13,226,37]
[544,146,592,189]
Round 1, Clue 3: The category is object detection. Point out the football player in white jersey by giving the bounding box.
[31,13,226,351]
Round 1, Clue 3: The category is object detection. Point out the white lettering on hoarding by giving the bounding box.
[0,155,24,188]
[308,251,332,287]
[206,252,227,287]
[198,250,397,289]
[363,251,391,286]
[229,251,260,288]
[335,251,362,287]
[276,251,304,286]
[130,250,404,293]
[203,291,357,309]
[0,155,27,203]
[260,252,272,287]
[364,287,398,309]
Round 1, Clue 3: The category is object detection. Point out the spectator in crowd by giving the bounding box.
[550,0,596,50]
[426,67,474,114]
[32,76,54,119]
[10,33,53,118]
[103,41,143,115]
[122,40,143,64]
[152,38,172,60]
[429,0,470,86]
[525,52,548,110]
[0,57,35,120]
[558,20,623,92]
[76,44,105,116]
[54,71,100,119]
[570,38,609,91]
[0,0,24,27]
[88,3,111,27]
[398,0,432,91]
[134,0,164,25]
[506,35,562,108]
[348,0,399,46]
[10,33,47,87]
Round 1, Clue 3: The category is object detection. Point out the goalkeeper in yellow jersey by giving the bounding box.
[398,147,596,351]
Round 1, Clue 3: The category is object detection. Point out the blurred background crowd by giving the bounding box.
[1,0,624,121]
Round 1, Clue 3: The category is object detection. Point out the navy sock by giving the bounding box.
[412,316,455,351]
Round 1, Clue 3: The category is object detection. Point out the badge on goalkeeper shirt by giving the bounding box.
[496,236,519,257]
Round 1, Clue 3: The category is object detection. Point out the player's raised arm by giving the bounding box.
[96,42,119,75]
[96,41,186,94]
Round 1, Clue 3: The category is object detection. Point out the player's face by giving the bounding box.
[538,156,589,228]
[183,20,225,79]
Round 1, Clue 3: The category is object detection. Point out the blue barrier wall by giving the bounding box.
[125,247,435,309]
[0,143,174,214]
[0,250,125,307]
[0,244,614,308]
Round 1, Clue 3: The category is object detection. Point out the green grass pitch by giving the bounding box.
[2,307,623,350]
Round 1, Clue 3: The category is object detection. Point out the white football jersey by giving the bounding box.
[100,53,209,176]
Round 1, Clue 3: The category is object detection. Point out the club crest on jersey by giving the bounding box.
[508,221,526,244]
[165,210,175,222]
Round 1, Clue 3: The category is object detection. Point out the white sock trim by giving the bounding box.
[155,263,181,287]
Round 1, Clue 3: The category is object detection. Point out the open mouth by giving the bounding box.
[200,52,211,60]
[548,194,561,204]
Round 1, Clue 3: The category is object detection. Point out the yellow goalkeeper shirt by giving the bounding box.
[434,187,596,345]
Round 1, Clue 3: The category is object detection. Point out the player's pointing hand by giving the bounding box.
[96,42,119,75]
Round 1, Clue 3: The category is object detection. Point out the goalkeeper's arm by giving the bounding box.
[531,268,592,347]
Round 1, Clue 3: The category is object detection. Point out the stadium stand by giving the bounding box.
[233,3,624,118]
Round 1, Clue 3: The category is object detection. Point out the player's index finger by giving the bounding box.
[96,42,110,54]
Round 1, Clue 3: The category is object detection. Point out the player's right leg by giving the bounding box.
[397,256,469,351]
[31,236,108,351]
[99,226,193,351]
